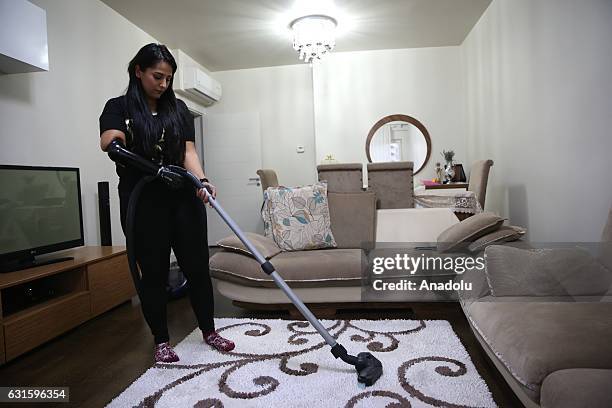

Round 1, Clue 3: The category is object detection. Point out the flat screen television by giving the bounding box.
[0,165,84,272]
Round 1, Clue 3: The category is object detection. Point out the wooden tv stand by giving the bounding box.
[0,246,135,364]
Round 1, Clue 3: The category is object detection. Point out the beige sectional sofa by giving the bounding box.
[464,299,612,408]
[210,182,612,407]
[460,206,612,407]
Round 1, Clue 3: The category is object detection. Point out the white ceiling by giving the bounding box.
[101,0,491,72]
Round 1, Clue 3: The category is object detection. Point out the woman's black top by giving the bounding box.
[99,95,195,190]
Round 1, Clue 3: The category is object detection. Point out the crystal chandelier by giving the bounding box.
[289,14,338,64]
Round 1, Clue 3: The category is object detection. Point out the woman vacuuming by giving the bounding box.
[99,43,234,362]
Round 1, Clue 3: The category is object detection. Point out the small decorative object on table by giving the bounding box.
[321,154,338,165]
[434,162,443,183]
[441,150,455,183]
[422,179,439,187]
[452,163,467,182]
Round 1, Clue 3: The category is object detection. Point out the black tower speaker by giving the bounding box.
[98,181,112,246]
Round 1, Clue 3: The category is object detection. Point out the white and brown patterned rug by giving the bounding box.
[108,318,496,407]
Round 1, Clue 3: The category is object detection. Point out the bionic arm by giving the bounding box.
[106,139,183,188]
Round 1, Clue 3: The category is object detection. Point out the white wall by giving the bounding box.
[313,47,467,181]
[210,47,467,189]
[0,0,158,246]
[462,0,612,240]
[209,64,316,187]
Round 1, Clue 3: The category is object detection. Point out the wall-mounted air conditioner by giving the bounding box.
[181,67,222,106]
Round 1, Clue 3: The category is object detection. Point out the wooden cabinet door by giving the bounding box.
[4,293,90,361]
[88,254,136,316]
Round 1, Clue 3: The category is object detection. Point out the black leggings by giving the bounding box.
[119,179,214,344]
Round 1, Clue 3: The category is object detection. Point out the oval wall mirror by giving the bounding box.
[365,114,432,175]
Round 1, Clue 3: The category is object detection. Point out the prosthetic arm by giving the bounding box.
[106,139,183,188]
[105,139,189,300]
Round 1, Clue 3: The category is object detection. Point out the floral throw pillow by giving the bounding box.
[262,182,337,251]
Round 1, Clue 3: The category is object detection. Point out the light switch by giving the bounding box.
[296,145,305,153]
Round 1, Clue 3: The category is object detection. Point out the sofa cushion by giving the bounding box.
[216,232,281,260]
[465,301,612,401]
[210,248,364,288]
[484,245,612,297]
[540,369,612,408]
[264,182,337,251]
[437,212,504,252]
[327,192,376,249]
[468,225,525,253]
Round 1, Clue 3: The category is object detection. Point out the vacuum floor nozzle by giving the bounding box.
[355,352,383,386]
[332,344,383,386]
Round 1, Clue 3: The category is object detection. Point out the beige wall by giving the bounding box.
[0,0,158,246]
[209,65,316,187]
[313,46,466,181]
[462,0,612,240]
[210,46,467,188]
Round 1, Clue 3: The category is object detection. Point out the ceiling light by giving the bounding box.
[289,14,338,64]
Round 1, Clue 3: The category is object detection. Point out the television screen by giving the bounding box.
[0,166,84,259]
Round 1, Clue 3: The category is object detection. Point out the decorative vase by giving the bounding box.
[444,161,455,183]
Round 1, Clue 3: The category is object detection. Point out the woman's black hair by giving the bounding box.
[126,43,189,165]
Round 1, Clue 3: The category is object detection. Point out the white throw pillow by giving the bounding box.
[262,181,337,251]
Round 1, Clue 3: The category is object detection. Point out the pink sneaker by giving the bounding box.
[203,330,235,352]
[154,342,180,363]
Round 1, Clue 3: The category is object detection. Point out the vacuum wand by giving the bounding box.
[106,140,381,385]
[168,166,383,387]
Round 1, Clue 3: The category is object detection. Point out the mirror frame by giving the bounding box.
[365,114,432,175]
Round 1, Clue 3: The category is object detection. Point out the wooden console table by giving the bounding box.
[0,246,135,363]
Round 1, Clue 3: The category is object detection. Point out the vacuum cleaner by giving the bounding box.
[107,139,383,387]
